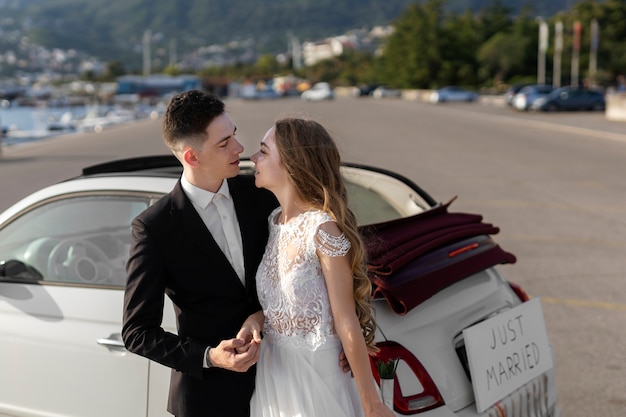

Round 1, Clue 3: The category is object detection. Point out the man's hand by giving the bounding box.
[339,350,353,375]
[208,337,261,372]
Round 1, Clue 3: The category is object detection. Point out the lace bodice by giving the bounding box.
[256,208,351,350]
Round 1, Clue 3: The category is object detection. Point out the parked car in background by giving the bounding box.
[371,85,402,99]
[531,86,606,112]
[504,83,531,107]
[0,156,560,417]
[352,84,381,97]
[512,84,554,111]
[372,86,401,99]
[238,84,280,100]
[430,86,478,103]
[300,82,334,101]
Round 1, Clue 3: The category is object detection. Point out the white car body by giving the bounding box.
[300,82,334,101]
[512,85,554,111]
[0,157,560,417]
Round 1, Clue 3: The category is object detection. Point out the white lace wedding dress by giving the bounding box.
[250,208,365,417]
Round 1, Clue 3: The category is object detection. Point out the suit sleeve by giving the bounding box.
[122,216,206,379]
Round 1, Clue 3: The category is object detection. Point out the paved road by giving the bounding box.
[1,96,625,416]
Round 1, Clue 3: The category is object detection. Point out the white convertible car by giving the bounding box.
[0,156,560,417]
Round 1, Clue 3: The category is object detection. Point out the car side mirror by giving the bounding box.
[0,259,43,282]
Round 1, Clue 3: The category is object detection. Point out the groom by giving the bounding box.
[122,90,278,417]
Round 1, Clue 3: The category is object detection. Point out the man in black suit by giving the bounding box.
[122,90,278,417]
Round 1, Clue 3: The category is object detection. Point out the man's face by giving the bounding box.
[195,112,244,189]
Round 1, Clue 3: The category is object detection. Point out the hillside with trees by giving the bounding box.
[1,0,587,72]
[2,0,622,90]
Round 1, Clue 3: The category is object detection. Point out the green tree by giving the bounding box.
[296,50,377,87]
[509,7,542,85]
[255,54,282,78]
[571,0,626,86]
[106,61,127,78]
[163,64,182,76]
[378,0,447,88]
[299,58,343,84]
[477,0,513,40]
[334,50,377,86]
[436,11,482,86]
[477,32,529,84]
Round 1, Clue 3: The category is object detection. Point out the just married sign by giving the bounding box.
[462,297,553,412]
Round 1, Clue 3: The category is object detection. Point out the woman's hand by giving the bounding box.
[235,310,264,353]
[365,401,396,417]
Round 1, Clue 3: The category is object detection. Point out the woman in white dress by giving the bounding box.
[240,117,395,417]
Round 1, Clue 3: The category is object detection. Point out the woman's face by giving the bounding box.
[250,126,288,191]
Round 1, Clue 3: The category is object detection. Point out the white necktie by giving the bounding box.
[212,193,245,285]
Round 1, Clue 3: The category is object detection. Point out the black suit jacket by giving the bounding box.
[122,175,277,417]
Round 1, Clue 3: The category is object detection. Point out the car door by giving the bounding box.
[446,87,460,101]
[563,89,585,109]
[583,90,603,109]
[0,192,171,417]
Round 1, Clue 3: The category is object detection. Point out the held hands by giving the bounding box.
[208,337,260,373]
[207,310,265,373]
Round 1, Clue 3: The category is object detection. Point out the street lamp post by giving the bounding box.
[553,22,563,88]
[589,19,599,86]
[538,20,549,85]
[571,21,582,87]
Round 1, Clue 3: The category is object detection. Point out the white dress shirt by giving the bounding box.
[181,175,246,369]
[181,175,245,285]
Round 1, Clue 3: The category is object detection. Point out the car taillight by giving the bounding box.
[370,341,445,414]
[508,281,530,302]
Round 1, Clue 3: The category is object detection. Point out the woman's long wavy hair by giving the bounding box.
[273,117,377,349]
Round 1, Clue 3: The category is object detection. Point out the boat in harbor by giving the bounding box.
[1,100,164,144]
[47,111,77,132]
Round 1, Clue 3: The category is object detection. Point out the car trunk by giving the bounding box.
[374,266,522,413]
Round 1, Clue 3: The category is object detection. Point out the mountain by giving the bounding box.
[1,0,581,71]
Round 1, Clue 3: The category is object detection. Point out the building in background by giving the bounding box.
[116,74,201,97]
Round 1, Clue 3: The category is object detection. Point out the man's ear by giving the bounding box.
[182,147,198,167]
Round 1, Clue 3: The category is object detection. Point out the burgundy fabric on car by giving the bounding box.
[358,198,516,315]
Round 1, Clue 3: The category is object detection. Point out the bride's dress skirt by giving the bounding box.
[250,338,365,417]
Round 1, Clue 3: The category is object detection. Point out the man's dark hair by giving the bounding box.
[162,90,225,150]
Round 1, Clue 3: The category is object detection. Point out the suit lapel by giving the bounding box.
[170,180,244,289]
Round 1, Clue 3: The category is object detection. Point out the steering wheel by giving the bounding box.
[47,239,111,283]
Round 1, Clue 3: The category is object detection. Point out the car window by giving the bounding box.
[346,182,401,225]
[0,194,151,287]
[340,165,431,223]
